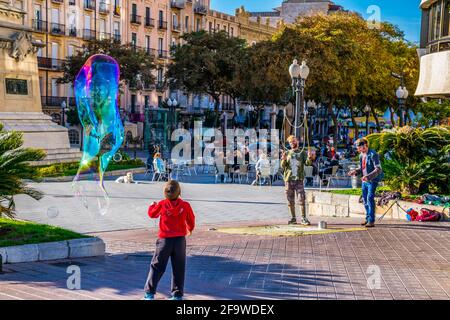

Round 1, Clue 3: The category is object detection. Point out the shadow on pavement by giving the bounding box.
[1,251,346,300]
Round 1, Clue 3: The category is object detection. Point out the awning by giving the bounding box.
[415,50,450,98]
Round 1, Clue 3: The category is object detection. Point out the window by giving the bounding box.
[230,27,234,37]
[5,79,28,95]
[51,78,58,96]
[444,0,450,36]
[430,0,443,41]
[185,15,189,31]
[209,21,212,33]
[158,37,163,51]
[131,32,137,46]
[67,44,74,57]
[159,10,163,22]
[145,35,150,50]
[146,7,150,19]
[132,3,137,15]
[196,18,200,31]
[157,68,163,82]
[68,129,80,145]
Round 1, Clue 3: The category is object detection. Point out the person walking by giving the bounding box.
[348,138,384,227]
[281,135,313,225]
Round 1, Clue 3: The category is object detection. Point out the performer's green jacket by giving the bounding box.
[281,149,312,182]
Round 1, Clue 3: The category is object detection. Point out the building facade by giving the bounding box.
[416,0,450,98]
[247,0,344,27]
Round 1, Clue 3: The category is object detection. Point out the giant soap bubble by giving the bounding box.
[73,54,124,216]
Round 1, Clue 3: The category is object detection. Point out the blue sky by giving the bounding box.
[210,0,421,44]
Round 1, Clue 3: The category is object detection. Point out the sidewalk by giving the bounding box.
[1,217,449,300]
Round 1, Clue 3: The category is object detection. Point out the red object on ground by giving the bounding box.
[148,198,195,238]
[417,208,442,222]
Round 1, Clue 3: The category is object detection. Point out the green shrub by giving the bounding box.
[367,126,450,195]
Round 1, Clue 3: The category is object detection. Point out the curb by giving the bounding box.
[41,167,146,182]
[0,237,105,264]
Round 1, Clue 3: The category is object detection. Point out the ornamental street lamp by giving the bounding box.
[306,99,317,142]
[289,59,309,139]
[61,100,67,127]
[364,104,371,136]
[167,97,179,154]
[396,86,409,127]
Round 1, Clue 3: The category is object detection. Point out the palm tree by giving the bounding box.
[0,123,46,218]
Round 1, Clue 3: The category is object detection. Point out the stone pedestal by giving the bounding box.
[0,1,81,165]
[0,112,82,165]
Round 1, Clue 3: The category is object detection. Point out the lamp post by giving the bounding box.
[306,99,317,142]
[364,104,371,136]
[289,59,310,139]
[167,97,178,153]
[61,100,67,127]
[396,86,409,127]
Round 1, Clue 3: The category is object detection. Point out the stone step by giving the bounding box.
[44,148,81,155]
[33,157,82,166]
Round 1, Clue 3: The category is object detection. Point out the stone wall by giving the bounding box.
[307,191,449,221]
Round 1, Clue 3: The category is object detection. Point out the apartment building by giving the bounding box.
[416,0,450,98]
[3,0,279,136]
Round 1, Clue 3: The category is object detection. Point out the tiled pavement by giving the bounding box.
[1,217,450,300]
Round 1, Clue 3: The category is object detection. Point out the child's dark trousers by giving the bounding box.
[144,236,186,297]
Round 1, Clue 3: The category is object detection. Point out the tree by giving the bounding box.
[416,99,450,127]
[167,31,247,126]
[0,124,46,218]
[238,41,291,128]
[58,39,156,89]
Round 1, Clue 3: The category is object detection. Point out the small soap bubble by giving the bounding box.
[47,206,59,219]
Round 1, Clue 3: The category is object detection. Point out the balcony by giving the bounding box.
[98,32,111,40]
[69,0,76,5]
[83,29,96,40]
[84,0,95,10]
[171,0,185,9]
[194,4,207,15]
[68,27,77,37]
[50,22,65,36]
[158,20,168,30]
[99,2,109,14]
[130,14,142,25]
[172,23,181,32]
[51,0,64,4]
[113,33,121,42]
[41,96,73,107]
[141,47,156,56]
[144,17,155,28]
[156,81,165,91]
[157,49,169,59]
[37,57,66,71]
[32,19,47,32]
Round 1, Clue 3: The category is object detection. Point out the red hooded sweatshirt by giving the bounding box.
[148,198,195,238]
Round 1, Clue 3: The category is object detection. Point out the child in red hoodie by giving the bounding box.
[144,180,195,300]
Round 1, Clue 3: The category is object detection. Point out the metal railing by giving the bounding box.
[99,1,109,14]
[37,57,66,71]
[131,14,142,24]
[98,32,111,40]
[172,23,181,32]
[68,27,77,37]
[145,17,155,27]
[50,22,65,35]
[32,19,47,32]
[41,96,72,107]
[158,20,168,30]
[157,50,169,59]
[171,0,185,9]
[194,4,207,15]
[83,29,96,40]
[113,33,121,42]
[84,0,95,10]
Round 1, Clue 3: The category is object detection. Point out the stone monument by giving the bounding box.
[0,0,81,164]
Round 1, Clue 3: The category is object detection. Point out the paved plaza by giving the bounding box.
[1,180,450,300]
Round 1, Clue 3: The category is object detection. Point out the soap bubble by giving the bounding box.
[46,207,59,219]
[72,54,124,216]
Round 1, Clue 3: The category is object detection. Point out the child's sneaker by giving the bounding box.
[169,295,183,301]
[143,292,155,300]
